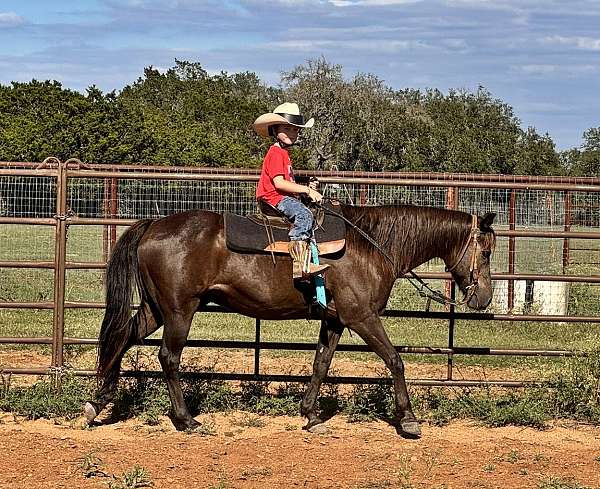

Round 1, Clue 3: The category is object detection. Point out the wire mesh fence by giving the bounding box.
[0,161,599,384]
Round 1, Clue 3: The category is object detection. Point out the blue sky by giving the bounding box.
[1,1,599,151]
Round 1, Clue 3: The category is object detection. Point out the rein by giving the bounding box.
[314,200,482,307]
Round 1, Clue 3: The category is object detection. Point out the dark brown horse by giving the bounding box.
[84,204,496,438]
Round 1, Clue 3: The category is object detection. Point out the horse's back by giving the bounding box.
[143,210,223,241]
[136,210,226,287]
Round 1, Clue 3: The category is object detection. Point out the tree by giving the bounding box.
[562,127,600,177]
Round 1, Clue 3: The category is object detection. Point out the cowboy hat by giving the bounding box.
[253,102,314,138]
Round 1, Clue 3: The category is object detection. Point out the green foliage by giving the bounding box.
[182,377,238,414]
[111,376,171,421]
[239,381,302,415]
[413,386,549,428]
[546,350,600,422]
[0,57,582,174]
[0,373,92,420]
[562,126,600,177]
[343,382,395,421]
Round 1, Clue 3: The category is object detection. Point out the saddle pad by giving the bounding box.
[224,204,346,255]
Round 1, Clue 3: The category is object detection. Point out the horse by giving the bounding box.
[84,204,496,438]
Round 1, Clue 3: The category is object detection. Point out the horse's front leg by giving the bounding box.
[347,314,421,438]
[300,319,343,431]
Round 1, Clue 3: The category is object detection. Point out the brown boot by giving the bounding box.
[288,240,330,279]
[288,240,305,279]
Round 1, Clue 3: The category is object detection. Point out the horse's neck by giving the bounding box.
[342,205,468,277]
[395,213,467,275]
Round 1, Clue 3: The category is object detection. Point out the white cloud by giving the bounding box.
[543,35,600,51]
[330,0,422,6]
[441,38,468,50]
[513,64,598,76]
[0,12,25,27]
[265,38,428,53]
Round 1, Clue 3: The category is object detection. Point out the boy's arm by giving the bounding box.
[273,175,322,202]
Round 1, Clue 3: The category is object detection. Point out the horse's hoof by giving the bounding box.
[302,417,322,431]
[308,424,331,435]
[400,420,422,439]
[83,402,98,423]
[173,418,200,432]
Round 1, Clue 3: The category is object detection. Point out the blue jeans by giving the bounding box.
[276,196,314,241]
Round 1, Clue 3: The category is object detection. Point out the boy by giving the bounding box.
[254,102,329,279]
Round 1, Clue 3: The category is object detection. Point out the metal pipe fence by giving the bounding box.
[1,158,599,387]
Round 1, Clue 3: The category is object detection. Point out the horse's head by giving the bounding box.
[446,212,496,310]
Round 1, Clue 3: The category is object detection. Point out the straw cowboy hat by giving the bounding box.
[253,102,314,138]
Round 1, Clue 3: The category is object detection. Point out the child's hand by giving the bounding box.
[307,187,323,202]
[308,177,319,191]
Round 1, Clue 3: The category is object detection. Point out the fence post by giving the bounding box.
[102,178,109,262]
[254,318,261,378]
[447,284,456,380]
[563,191,572,273]
[445,187,458,380]
[51,159,68,386]
[110,177,118,252]
[508,189,516,312]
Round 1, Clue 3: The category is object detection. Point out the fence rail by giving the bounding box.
[1,158,599,386]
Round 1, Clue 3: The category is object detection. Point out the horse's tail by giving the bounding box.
[97,218,154,378]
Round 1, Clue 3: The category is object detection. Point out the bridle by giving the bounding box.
[445,214,484,305]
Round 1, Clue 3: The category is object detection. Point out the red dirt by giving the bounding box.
[2,350,597,488]
[1,414,599,488]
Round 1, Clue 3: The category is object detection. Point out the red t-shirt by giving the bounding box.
[256,145,295,206]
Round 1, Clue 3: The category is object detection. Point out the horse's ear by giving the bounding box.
[479,212,496,231]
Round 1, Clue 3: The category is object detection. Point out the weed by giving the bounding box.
[76,451,107,478]
[537,475,589,489]
[423,451,440,477]
[240,466,272,479]
[506,450,521,463]
[230,413,266,428]
[355,482,393,489]
[186,418,217,436]
[208,482,229,489]
[483,464,495,473]
[395,454,414,489]
[109,465,153,489]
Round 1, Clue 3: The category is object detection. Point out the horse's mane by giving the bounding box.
[339,204,495,274]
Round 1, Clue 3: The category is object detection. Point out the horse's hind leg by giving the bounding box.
[86,303,162,422]
[158,302,199,431]
[300,319,343,431]
[347,315,421,438]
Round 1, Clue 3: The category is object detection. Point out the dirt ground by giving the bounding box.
[1,414,600,489]
[2,350,599,488]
